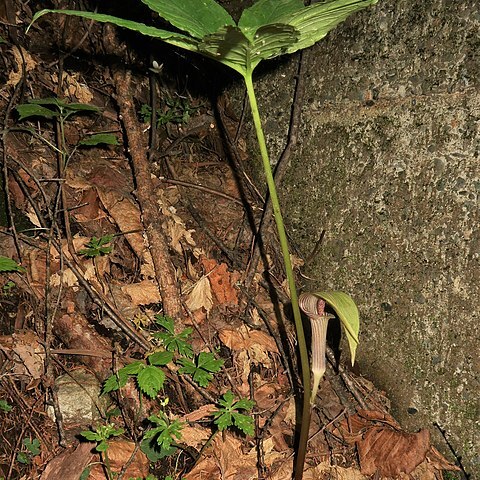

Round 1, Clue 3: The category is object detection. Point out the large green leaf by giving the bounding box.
[239,0,304,31]
[141,0,235,39]
[29,9,200,53]
[199,24,299,76]
[278,0,379,55]
[313,291,359,365]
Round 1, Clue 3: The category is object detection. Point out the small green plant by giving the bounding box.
[140,96,199,126]
[2,280,16,294]
[102,352,172,398]
[78,234,114,258]
[0,399,12,412]
[177,351,223,388]
[81,424,124,480]
[141,410,185,461]
[15,99,118,201]
[16,437,40,465]
[212,390,255,436]
[153,315,194,358]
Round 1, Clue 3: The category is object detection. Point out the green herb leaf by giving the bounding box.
[232,411,255,436]
[148,351,174,366]
[102,361,144,394]
[23,438,40,456]
[178,352,223,387]
[79,133,119,146]
[137,365,165,398]
[0,256,25,273]
[0,399,12,412]
[78,235,113,258]
[141,0,235,39]
[80,430,101,441]
[144,412,184,453]
[29,9,200,53]
[79,466,91,480]
[212,391,254,435]
[16,452,30,464]
[16,103,58,120]
[154,315,193,358]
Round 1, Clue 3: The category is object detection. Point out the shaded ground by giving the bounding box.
[0,1,465,479]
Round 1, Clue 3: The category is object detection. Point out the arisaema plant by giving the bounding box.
[29,1,377,477]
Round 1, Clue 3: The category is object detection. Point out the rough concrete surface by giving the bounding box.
[233,0,479,476]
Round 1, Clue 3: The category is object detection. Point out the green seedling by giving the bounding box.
[2,280,16,294]
[78,234,114,258]
[103,352,172,398]
[141,411,185,461]
[153,315,194,358]
[29,2,378,477]
[0,399,12,412]
[81,424,124,480]
[16,438,40,465]
[140,96,199,126]
[212,390,255,436]
[15,98,117,170]
[177,351,223,388]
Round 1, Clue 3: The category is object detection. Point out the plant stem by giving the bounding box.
[244,73,310,480]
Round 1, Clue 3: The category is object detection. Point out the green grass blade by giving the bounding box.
[313,291,360,365]
[141,0,235,39]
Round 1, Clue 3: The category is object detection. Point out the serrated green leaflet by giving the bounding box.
[148,350,174,366]
[138,365,165,398]
[141,0,234,39]
[312,291,359,365]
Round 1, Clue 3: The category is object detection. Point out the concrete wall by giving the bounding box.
[237,0,479,475]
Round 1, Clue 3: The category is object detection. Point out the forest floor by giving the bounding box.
[0,2,463,479]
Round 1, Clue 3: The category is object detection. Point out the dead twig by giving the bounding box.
[113,69,185,324]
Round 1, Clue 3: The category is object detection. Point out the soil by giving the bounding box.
[0,1,464,479]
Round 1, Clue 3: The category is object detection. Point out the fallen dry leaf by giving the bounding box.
[96,189,145,258]
[185,433,257,480]
[201,257,238,305]
[40,443,94,480]
[303,463,367,480]
[185,276,213,313]
[9,330,44,379]
[121,279,161,306]
[358,426,430,476]
[219,325,278,354]
[72,188,106,223]
[337,410,436,477]
[88,440,149,480]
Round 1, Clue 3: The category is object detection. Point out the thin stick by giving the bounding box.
[113,69,184,324]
